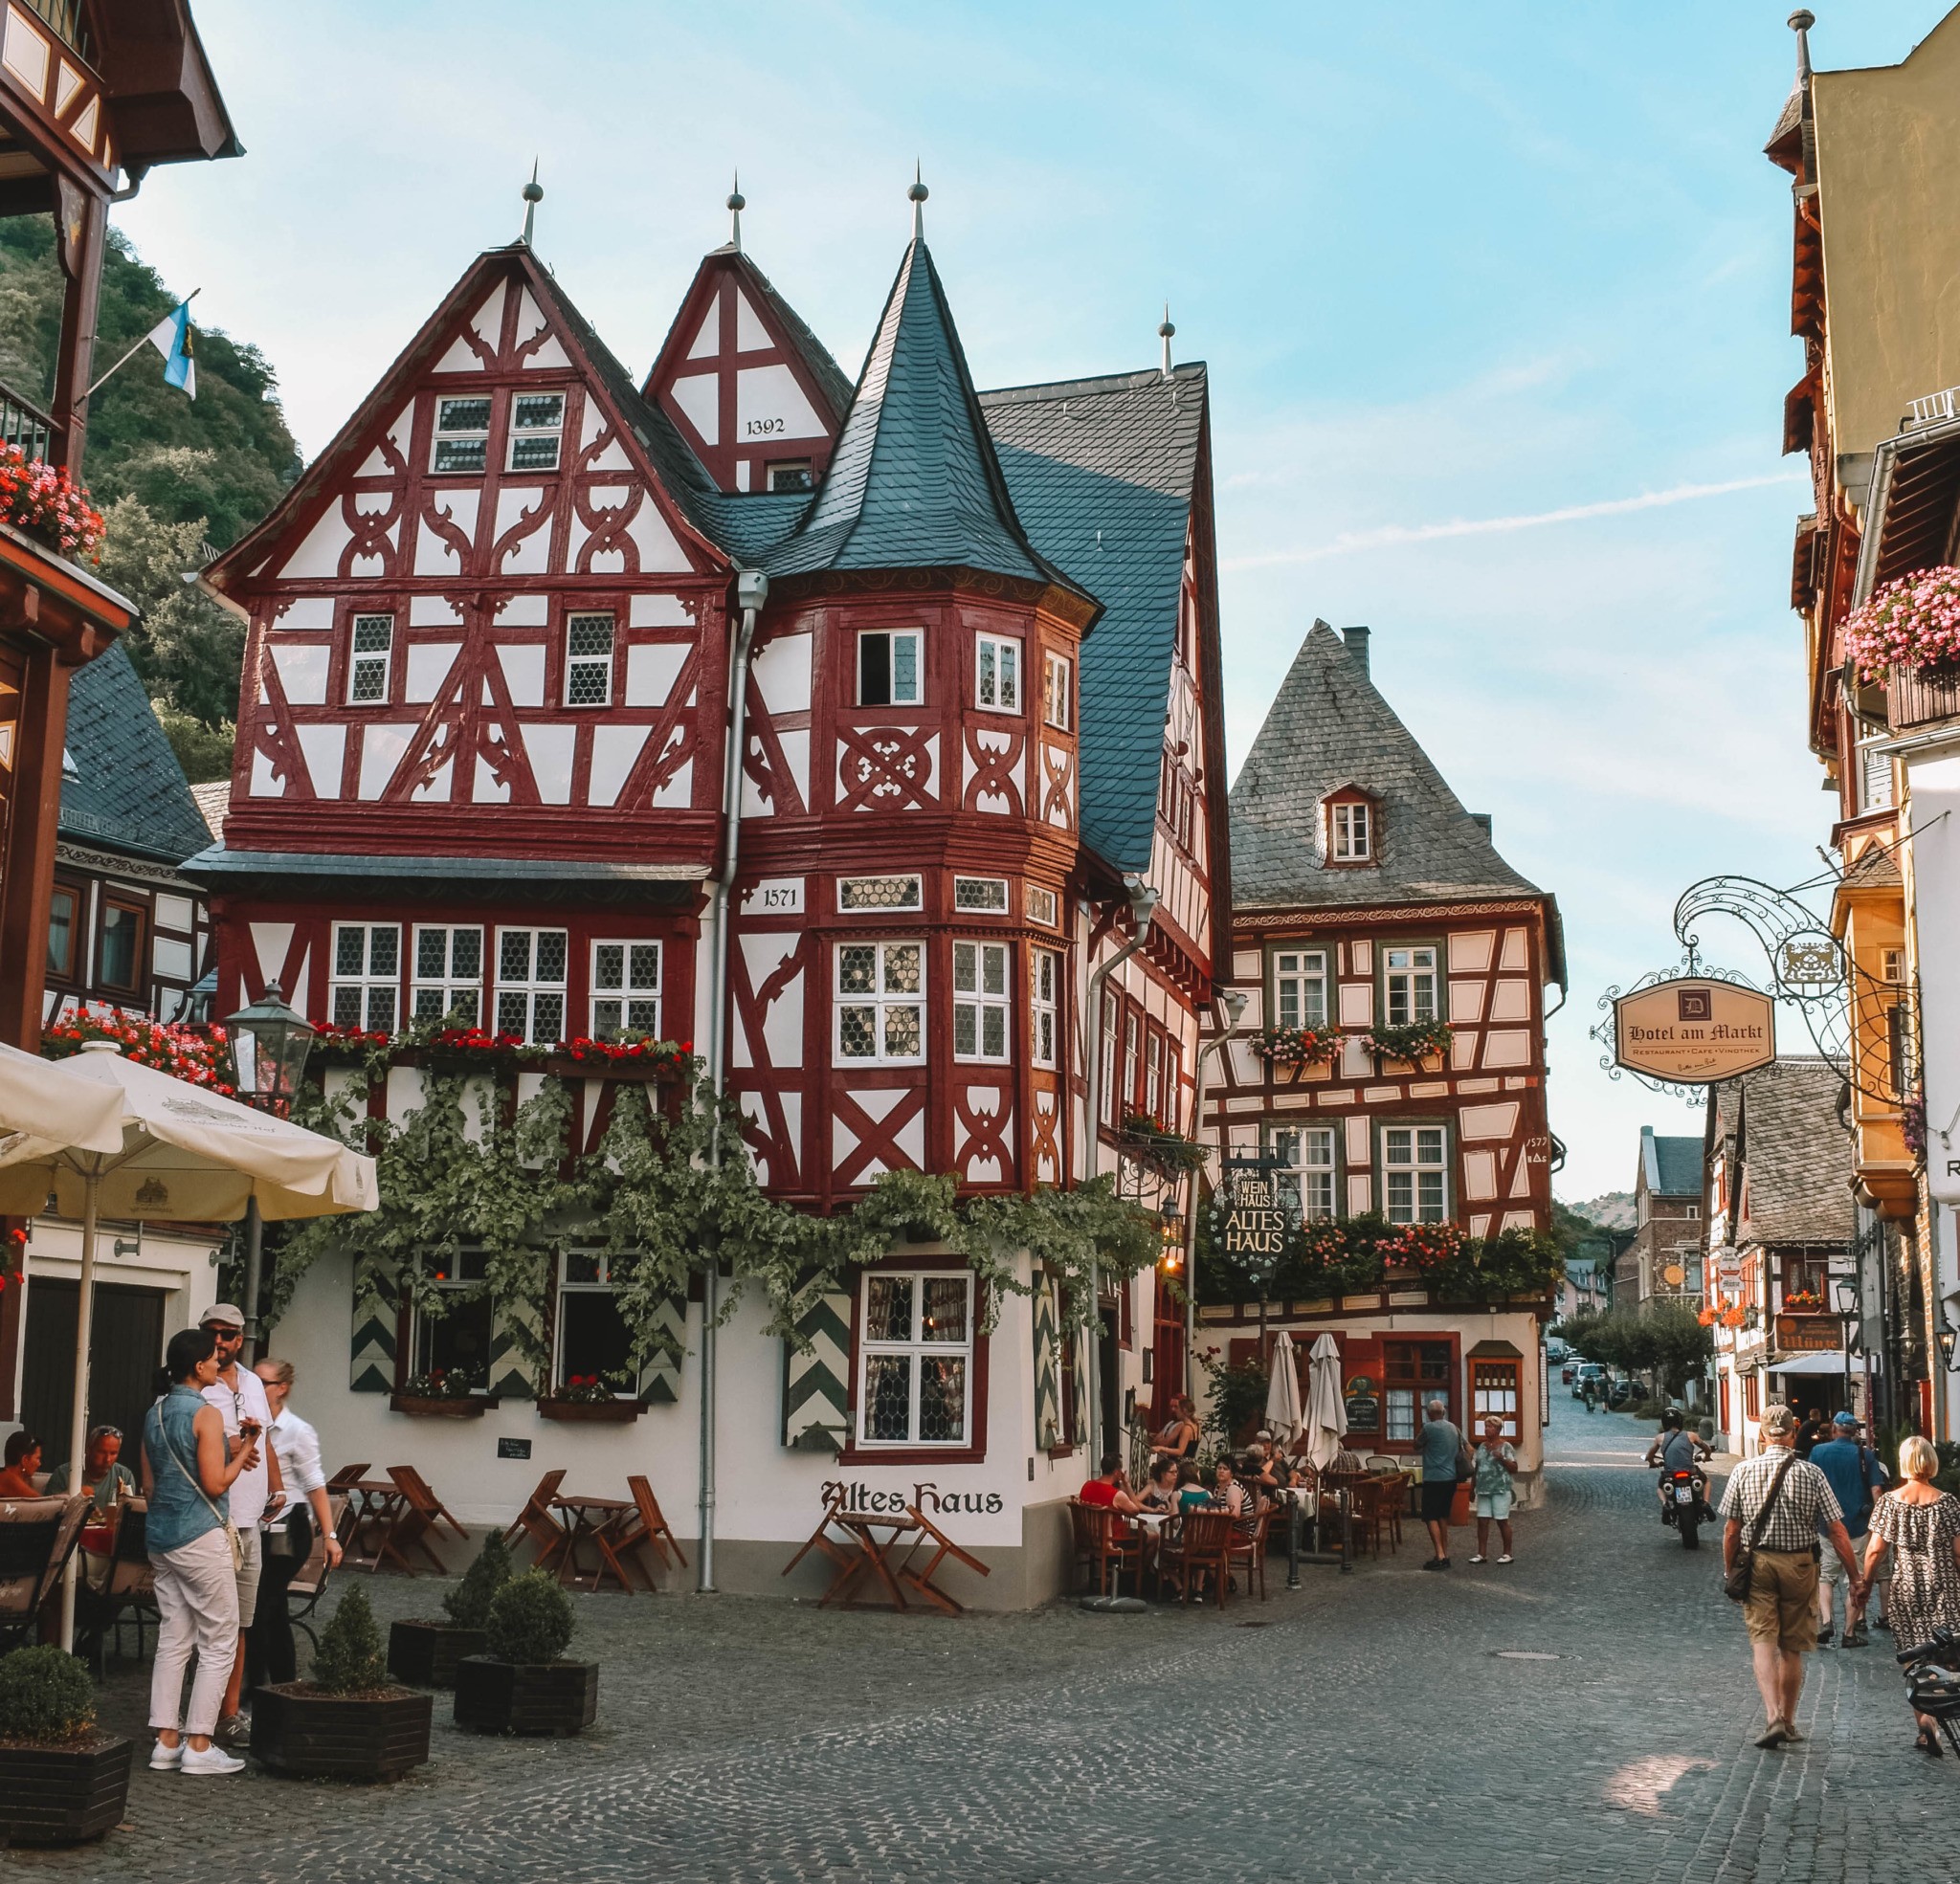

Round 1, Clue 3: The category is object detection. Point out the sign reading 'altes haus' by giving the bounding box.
[1614,979,1776,1084]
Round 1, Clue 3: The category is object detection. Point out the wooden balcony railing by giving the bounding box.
[0,377,56,464]
[15,0,90,62]
[1888,662,1960,733]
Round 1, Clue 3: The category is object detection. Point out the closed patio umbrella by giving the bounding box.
[1264,1330,1303,1452]
[0,1041,377,1646]
[1303,1331,1346,1474]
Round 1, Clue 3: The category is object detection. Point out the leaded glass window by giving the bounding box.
[835,942,924,1063]
[857,1272,973,1447]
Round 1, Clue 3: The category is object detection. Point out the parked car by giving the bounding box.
[1606,1378,1637,1409]
[1546,1339,1569,1363]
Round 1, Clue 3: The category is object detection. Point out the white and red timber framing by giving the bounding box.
[161,195,1562,1601]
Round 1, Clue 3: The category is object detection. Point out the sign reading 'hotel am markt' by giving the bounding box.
[1613,978,1776,1085]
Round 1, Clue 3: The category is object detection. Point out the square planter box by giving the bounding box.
[388,1619,486,1688]
[250,1685,433,1783]
[453,1656,599,1738]
[0,1736,131,1846]
[536,1398,642,1424]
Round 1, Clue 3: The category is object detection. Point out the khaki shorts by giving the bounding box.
[1820,1538,1892,1588]
[233,1522,262,1622]
[1745,1547,1819,1651]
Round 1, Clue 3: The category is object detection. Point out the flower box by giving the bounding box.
[1272,1058,1333,1086]
[250,1684,433,1782]
[453,1656,599,1738]
[388,1620,486,1688]
[536,1398,642,1424]
[390,1393,496,1418]
[0,1735,130,1845]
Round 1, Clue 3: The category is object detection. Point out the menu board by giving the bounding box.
[1344,1393,1381,1434]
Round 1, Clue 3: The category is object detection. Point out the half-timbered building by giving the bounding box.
[190,203,1227,1605]
[1199,623,1565,1505]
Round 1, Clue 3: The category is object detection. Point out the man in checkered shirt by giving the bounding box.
[1721,1405,1862,1748]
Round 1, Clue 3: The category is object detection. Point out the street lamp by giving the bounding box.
[224,982,317,1362]
[1832,1274,1860,1418]
[1937,1312,1960,1375]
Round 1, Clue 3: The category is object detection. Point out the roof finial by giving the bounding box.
[1790,10,1815,82]
[908,162,928,241]
[727,171,746,253]
[1158,303,1176,380]
[521,160,544,246]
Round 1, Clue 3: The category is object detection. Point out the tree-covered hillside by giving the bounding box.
[0,218,301,777]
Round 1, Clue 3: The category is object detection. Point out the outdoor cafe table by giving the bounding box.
[548,1494,637,1594]
[783,1504,991,1613]
[341,1479,412,1574]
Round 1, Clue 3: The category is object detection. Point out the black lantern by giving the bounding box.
[1832,1275,1860,1318]
[1938,1321,1960,1374]
[224,981,316,1113]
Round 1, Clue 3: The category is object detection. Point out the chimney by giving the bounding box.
[1470,812,1492,837]
[1342,625,1370,675]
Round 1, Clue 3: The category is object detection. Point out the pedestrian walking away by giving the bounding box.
[1720,1405,1861,1750]
[1809,1410,1887,1647]
[1417,1398,1466,1570]
[1468,1417,1518,1563]
[1860,1435,1960,1757]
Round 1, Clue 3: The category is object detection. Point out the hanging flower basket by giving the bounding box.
[0,443,104,561]
[1367,1021,1453,1069]
[1844,567,1960,681]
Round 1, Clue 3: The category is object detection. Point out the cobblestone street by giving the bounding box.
[16,1393,1949,1883]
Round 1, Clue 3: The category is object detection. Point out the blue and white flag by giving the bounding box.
[145,301,196,399]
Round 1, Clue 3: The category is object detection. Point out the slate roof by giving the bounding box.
[1640,1126,1704,1201]
[1726,1057,1853,1246]
[58,644,211,865]
[762,238,1080,597]
[1230,622,1549,914]
[189,780,229,842]
[981,365,1209,876]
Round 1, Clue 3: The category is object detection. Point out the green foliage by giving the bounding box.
[443,1532,514,1631]
[0,1645,94,1742]
[1198,1214,1563,1308]
[1194,1351,1272,1449]
[152,700,234,783]
[486,1571,574,1665]
[312,1585,388,1695]
[1554,1302,1711,1394]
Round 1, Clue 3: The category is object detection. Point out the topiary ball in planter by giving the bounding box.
[390,1532,511,1687]
[0,1646,131,1847]
[253,1586,432,1784]
[454,1571,598,1738]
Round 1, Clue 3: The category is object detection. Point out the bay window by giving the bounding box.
[953,940,1011,1061]
[836,941,924,1063]
[1031,948,1059,1069]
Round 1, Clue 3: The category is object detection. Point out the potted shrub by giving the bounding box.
[0,1646,130,1847]
[390,1531,510,1688]
[536,1372,642,1423]
[390,1365,496,1417]
[454,1570,598,1738]
[251,1584,433,1782]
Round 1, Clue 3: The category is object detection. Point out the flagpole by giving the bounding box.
[81,288,200,400]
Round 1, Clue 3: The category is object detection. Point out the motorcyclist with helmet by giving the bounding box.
[1644,1408,1713,1523]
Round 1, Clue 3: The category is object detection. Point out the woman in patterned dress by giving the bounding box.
[1861,1435,1960,1755]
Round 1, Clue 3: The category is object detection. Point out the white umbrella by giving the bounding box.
[1264,1330,1303,1452]
[1303,1331,1346,1473]
[0,1041,377,1646]
[0,1040,123,1165]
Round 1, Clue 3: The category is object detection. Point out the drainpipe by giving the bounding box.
[1080,876,1158,1470]
[1185,986,1250,1398]
[697,566,768,1594]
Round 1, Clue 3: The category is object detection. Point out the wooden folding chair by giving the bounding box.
[286,1494,347,1651]
[325,1463,370,1494]
[781,1486,856,1592]
[612,1475,688,1585]
[1226,1506,1272,1602]
[381,1466,454,1575]
[1174,1510,1236,1607]
[502,1470,569,1573]
[895,1506,992,1614]
[388,1464,469,1540]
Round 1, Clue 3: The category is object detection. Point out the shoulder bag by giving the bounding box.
[147,1401,243,1572]
[1723,1452,1796,1603]
[1455,1431,1476,1483]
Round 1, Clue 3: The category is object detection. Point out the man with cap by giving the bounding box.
[1808,1410,1888,1648]
[1721,1405,1862,1748]
[197,1304,284,1748]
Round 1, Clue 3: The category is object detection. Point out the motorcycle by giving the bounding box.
[1659,1467,1704,1549]
[1899,1626,1960,1756]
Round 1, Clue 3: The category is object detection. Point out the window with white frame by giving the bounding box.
[347,614,394,704]
[1031,948,1059,1069]
[412,924,482,1027]
[1099,994,1118,1125]
[564,613,614,706]
[330,922,400,1031]
[507,391,566,472]
[976,633,1021,713]
[1271,1123,1338,1222]
[1145,1029,1166,1124]
[1042,651,1072,730]
[858,629,922,707]
[953,941,1011,1060]
[495,928,568,1044]
[953,876,1009,913]
[1331,799,1372,861]
[1382,1123,1448,1224]
[1859,736,1894,814]
[1383,944,1438,1026]
[1274,948,1328,1029]
[837,874,923,912]
[835,942,924,1062]
[431,396,490,474]
[858,1270,973,1446]
[590,941,660,1039]
[1122,1010,1142,1119]
[555,1250,635,1395]
[412,1247,493,1386]
[1026,884,1058,927]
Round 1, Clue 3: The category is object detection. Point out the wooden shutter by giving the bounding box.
[781,1287,851,1449]
[635,1293,687,1405]
[1033,1270,1060,1450]
[349,1253,396,1392]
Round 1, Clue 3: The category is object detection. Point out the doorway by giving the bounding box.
[19,1278,167,1467]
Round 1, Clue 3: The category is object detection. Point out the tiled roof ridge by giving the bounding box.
[978,361,1208,408]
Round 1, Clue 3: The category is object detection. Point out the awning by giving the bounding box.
[1768,1351,1854,1375]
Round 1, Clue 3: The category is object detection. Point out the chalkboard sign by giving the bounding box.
[496,1437,532,1461]
[1343,1394,1381,1434]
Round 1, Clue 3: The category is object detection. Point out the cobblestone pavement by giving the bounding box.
[15,1393,1954,1882]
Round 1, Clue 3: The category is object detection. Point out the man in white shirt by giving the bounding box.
[198,1303,283,1748]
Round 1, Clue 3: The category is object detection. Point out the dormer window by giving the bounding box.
[1320,786,1378,867]
[1334,802,1370,860]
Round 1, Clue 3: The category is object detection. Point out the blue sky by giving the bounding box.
[117,2,1941,1198]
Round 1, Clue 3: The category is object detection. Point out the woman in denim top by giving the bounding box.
[140,1327,259,1774]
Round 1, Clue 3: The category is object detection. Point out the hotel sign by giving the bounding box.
[1613,979,1775,1085]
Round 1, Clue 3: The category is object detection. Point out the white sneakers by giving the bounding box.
[148,1740,183,1770]
[179,1743,246,1776]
